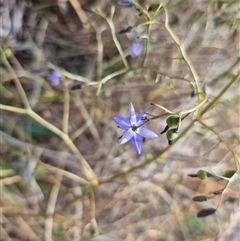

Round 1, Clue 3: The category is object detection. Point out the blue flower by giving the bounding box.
[128,42,143,58]
[114,103,158,154]
[118,1,132,7]
[46,70,61,85]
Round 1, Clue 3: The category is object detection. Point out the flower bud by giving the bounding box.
[197,170,207,180]
[166,116,179,128]
[166,129,178,145]
[223,169,235,178]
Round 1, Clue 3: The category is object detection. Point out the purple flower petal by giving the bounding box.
[136,112,147,126]
[129,103,136,125]
[137,127,158,138]
[118,1,132,7]
[128,42,143,58]
[114,116,131,131]
[119,129,134,145]
[46,70,61,85]
[131,134,142,154]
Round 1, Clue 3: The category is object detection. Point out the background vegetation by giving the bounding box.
[0,0,239,240]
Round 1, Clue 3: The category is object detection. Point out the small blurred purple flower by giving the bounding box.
[128,42,143,58]
[114,103,158,154]
[118,1,132,7]
[46,70,61,85]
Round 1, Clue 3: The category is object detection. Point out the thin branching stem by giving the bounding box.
[200,121,240,173]
[45,173,62,241]
[0,46,31,109]
[150,93,208,118]
[100,6,129,69]
[47,62,92,83]
[89,19,104,95]
[0,103,98,185]
[43,163,89,185]
[163,7,201,101]
[200,74,240,116]
[62,80,70,134]
[142,23,151,67]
